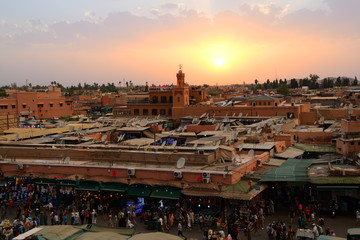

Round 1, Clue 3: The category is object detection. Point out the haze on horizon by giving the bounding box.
[0,0,359,87]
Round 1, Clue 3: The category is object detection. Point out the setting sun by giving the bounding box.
[214,57,225,67]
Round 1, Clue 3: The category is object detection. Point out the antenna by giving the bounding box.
[172,140,177,147]
[248,149,255,158]
[176,157,186,169]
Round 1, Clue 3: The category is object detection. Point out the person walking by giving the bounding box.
[177,221,185,238]
[91,209,97,224]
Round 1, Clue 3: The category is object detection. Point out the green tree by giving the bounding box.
[0,88,8,97]
[277,84,289,96]
[335,77,341,86]
[353,76,358,86]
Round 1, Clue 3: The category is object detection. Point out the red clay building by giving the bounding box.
[0,86,73,119]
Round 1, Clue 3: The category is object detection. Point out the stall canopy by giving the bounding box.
[127,184,152,197]
[33,178,58,185]
[130,232,183,240]
[57,179,76,186]
[101,182,128,193]
[76,180,102,191]
[260,158,314,182]
[150,186,181,200]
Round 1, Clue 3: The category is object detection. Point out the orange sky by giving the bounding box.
[0,1,359,86]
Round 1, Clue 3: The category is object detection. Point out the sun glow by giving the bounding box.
[214,57,225,67]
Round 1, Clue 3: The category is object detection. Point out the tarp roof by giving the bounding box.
[261,158,314,182]
[274,147,304,159]
[14,225,133,240]
[310,176,360,185]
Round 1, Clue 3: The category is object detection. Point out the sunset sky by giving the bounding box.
[1,0,359,87]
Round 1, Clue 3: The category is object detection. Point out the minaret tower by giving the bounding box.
[172,65,190,118]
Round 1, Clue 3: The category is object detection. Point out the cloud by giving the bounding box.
[27,19,42,27]
[84,10,96,19]
[160,3,181,11]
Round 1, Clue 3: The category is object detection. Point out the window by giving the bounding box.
[169,96,173,103]
[160,109,166,115]
[0,105,8,109]
[268,102,271,106]
[134,109,140,115]
[143,109,149,115]
[59,103,63,107]
[177,97,180,102]
[37,104,44,108]
[152,109,158,115]
[12,105,16,109]
[50,104,53,107]
[199,92,201,95]
[22,105,27,109]
[161,96,167,103]
[168,108,172,115]
[259,102,262,106]
[152,96,158,103]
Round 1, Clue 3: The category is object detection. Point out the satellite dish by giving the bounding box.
[64,156,70,164]
[69,126,75,132]
[176,157,186,169]
[238,113,243,117]
[14,133,19,141]
[0,155,3,161]
[101,135,107,142]
[161,141,166,147]
[248,149,255,158]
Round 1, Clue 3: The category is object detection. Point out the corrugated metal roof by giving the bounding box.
[247,95,279,101]
[236,142,276,150]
